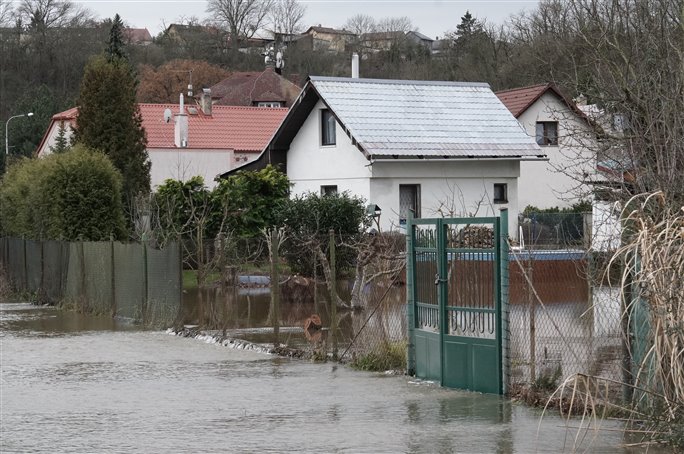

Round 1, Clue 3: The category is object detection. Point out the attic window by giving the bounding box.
[321,109,336,146]
[536,121,558,146]
[256,101,283,108]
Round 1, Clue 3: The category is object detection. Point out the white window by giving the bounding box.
[256,101,283,108]
[321,109,336,146]
[399,184,420,225]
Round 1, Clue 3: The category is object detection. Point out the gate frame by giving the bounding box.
[407,209,509,394]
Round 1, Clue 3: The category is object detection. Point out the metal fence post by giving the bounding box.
[270,229,280,347]
[110,235,116,317]
[499,208,510,395]
[406,217,416,375]
[142,240,148,325]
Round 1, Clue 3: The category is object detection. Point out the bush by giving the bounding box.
[350,341,407,372]
[0,145,126,240]
[276,191,370,276]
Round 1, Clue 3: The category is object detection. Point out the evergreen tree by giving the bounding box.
[107,13,127,62]
[455,10,482,39]
[74,53,150,207]
[50,122,70,153]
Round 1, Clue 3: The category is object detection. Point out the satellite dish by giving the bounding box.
[164,108,172,123]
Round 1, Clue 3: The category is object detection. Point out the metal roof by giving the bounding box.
[309,76,544,160]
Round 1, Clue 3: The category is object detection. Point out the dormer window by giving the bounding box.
[256,101,283,108]
[536,121,558,146]
[321,109,336,146]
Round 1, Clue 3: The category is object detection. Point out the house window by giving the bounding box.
[399,184,420,225]
[256,101,283,108]
[321,185,338,196]
[321,109,336,146]
[493,183,508,204]
[535,121,558,146]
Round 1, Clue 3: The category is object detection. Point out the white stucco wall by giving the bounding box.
[287,99,520,238]
[287,99,372,200]
[591,200,621,251]
[149,149,234,189]
[36,121,75,157]
[517,92,595,209]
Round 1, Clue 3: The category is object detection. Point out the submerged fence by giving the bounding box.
[0,236,182,326]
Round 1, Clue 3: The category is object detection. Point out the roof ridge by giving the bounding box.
[494,83,550,94]
[309,76,489,88]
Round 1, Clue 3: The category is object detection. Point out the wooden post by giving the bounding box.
[329,229,338,360]
[142,240,148,325]
[110,235,116,317]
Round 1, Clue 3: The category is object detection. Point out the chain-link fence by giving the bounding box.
[0,236,181,327]
[507,212,624,399]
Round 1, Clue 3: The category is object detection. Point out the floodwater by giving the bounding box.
[1,301,654,453]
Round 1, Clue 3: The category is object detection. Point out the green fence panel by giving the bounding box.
[113,242,145,321]
[42,240,68,303]
[25,240,43,293]
[82,242,113,315]
[64,242,84,305]
[146,243,181,326]
[8,237,26,291]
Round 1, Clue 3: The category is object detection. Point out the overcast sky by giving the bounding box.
[73,0,538,39]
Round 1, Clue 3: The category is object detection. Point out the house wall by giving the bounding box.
[287,100,520,237]
[287,99,372,200]
[517,92,595,209]
[148,148,234,189]
[370,160,519,236]
[36,121,75,157]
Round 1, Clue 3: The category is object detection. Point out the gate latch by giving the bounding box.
[434,273,447,286]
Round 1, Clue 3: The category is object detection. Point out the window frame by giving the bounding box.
[493,183,508,204]
[399,184,421,225]
[321,109,337,146]
[320,185,338,196]
[535,121,559,146]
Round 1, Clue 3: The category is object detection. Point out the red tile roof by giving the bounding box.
[124,28,152,44]
[210,68,302,107]
[43,104,287,154]
[140,104,287,152]
[495,84,550,118]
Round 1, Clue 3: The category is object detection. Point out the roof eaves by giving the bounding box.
[309,76,490,88]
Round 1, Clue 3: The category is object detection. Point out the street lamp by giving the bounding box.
[5,112,34,156]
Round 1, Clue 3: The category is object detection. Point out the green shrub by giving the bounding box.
[276,191,370,276]
[0,145,125,240]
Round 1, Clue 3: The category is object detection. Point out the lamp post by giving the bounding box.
[5,112,34,156]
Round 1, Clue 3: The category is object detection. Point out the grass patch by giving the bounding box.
[350,340,407,372]
[182,270,221,289]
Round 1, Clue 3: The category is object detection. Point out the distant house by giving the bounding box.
[36,93,287,189]
[299,26,355,52]
[361,31,405,51]
[124,28,152,45]
[406,31,434,50]
[496,83,597,210]
[224,76,545,235]
[208,67,302,108]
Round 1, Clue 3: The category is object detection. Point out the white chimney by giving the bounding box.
[175,93,189,148]
[351,53,359,79]
[200,88,212,116]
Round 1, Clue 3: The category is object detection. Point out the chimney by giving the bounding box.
[351,52,359,79]
[200,88,212,116]
[175,93,189,148]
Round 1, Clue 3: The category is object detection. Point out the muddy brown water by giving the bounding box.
[1,300,663,453]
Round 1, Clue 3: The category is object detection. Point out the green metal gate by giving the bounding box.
[407,211,509,394]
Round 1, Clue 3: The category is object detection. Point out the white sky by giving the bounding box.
[71,0,538,39]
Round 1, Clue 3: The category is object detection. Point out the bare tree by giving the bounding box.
[343,13,376,35]
[268,0,306,39]
[206,0,274,54]
[0,0,14,26]
[17,0,92,29]
[376,16,413,33]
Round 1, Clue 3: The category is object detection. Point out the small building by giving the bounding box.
[299,26,356,52]
[36,94,287,189]
[208,67,302,108]
[224,76,545,235]
[496,83,596,210]
[123,28,153,45]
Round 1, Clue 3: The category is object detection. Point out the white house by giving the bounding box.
[496,84,596,210]
[225,76,545,236]
[36,92,287,189]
